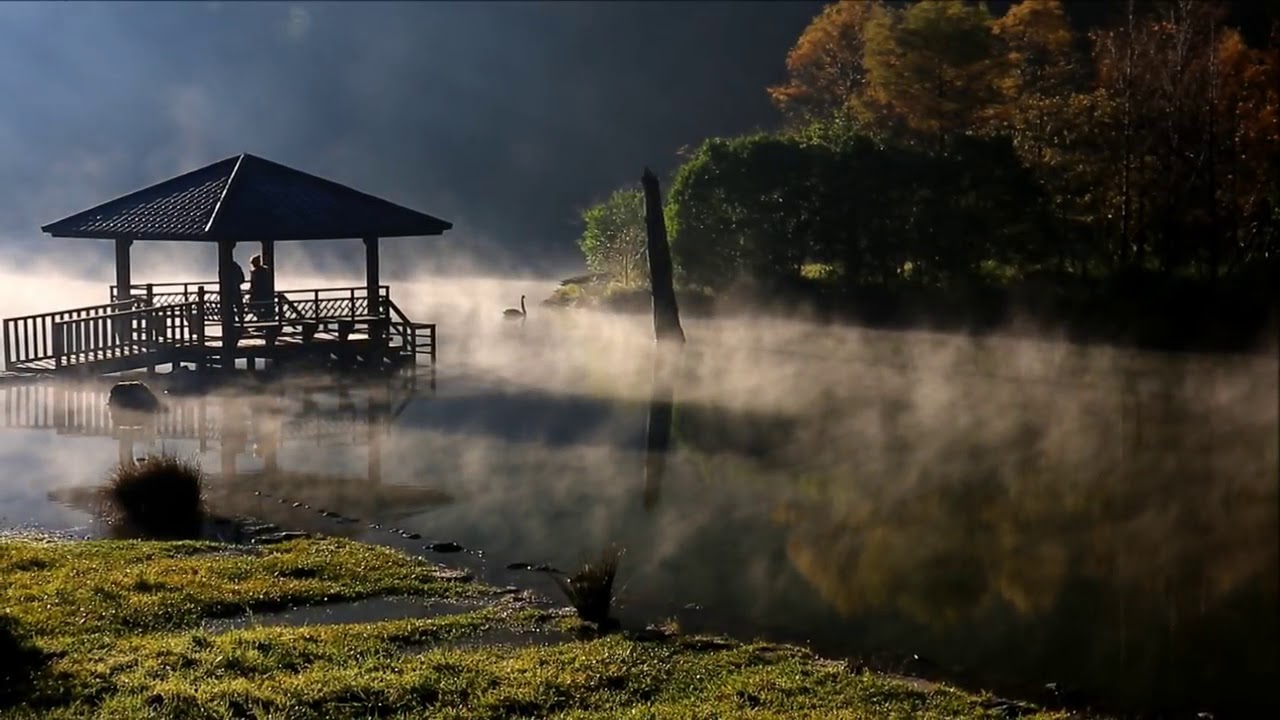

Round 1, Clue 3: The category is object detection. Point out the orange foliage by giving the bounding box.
[767,1,883,124]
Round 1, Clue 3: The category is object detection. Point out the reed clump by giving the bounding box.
[103,453,206,539]
[550,545,624,629]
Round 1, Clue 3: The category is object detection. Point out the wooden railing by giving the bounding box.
[111,281,218,306]
[272,286,390,323]
[114,283,391,323]
[387,298,436,364]
[5,283,429,372]
[51,301,204,370]
[4,299,141,370]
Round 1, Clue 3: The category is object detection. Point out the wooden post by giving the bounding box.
[365,237,383,366]
[261,240,275,289]
[195,287,206,371]
[114,238,133,346]
[114,238,132,303]
[217,240,237,372]
[53,321,63,372]
[145,284,156,375]
[641,168,685,344]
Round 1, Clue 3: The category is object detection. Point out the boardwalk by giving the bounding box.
[3,284,435,375]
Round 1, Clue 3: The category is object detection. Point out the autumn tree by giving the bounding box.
[578,188,648,286]
[991,0,1083,272]
[862,0,1007,147]
[991,0,1079,158]
[1206,25,1280,276]
[1078,0,1279,277]
[1081,0,1160,269]
[767,1,884,126]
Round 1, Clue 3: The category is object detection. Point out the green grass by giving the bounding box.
[0,538,480,640]
[0,537,1069,719]
[800,262,839,281]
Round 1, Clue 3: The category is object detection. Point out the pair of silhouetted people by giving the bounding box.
[228,254,274,322]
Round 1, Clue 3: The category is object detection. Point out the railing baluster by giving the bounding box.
[53,321,63,371]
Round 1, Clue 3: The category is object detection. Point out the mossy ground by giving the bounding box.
[0,537,1068,719]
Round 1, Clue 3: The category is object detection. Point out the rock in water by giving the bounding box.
[108,381,164,413]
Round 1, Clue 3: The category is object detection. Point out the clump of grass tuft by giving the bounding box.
[0,613,46,708]
[103,453,206,539]
[549,545,624,629]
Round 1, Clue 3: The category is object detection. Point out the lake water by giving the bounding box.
[2,274,1277,718]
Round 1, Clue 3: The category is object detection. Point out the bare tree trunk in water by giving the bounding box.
[642,167,685,344]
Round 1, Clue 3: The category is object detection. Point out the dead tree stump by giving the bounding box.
[641,167,685,345]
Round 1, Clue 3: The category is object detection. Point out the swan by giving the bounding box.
[503,295,527,320]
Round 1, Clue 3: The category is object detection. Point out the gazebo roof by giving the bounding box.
[41,153,453,242]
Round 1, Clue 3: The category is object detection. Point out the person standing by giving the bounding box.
[248,254,275,321]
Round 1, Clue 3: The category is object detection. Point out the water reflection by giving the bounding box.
[3,375,449,540]
[642,348,679,511]
[0,328,1276,717]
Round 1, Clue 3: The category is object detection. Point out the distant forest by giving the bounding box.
[571,0,1279,351]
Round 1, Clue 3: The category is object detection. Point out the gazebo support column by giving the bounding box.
[114,239,132,302]
[113,239,133,346]
[217,240,238,372]
[364,236,382,365]
[261,240,275,288]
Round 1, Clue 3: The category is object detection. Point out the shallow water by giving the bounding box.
[2,274,1277,718]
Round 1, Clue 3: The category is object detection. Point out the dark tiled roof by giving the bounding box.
[41,153,452,241]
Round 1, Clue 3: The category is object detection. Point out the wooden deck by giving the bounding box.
[3,283,436,376]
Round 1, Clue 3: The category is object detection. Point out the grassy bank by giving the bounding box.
[0,537,1069,719]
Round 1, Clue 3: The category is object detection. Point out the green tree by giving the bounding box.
[667,134,828,290]
[577,188,648,286]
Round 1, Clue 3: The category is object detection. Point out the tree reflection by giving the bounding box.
[643,346,680,511]
[767,392,1279,715]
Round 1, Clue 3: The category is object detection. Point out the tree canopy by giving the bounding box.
[574,0,1278,345]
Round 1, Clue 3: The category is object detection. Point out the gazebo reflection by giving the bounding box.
[12,375,453,536]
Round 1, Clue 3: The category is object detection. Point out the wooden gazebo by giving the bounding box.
[3,153,450,375]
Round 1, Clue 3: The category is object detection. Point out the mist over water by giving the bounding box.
[2,265,1277,716]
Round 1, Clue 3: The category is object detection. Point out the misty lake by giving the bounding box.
[2,276,1277,718]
